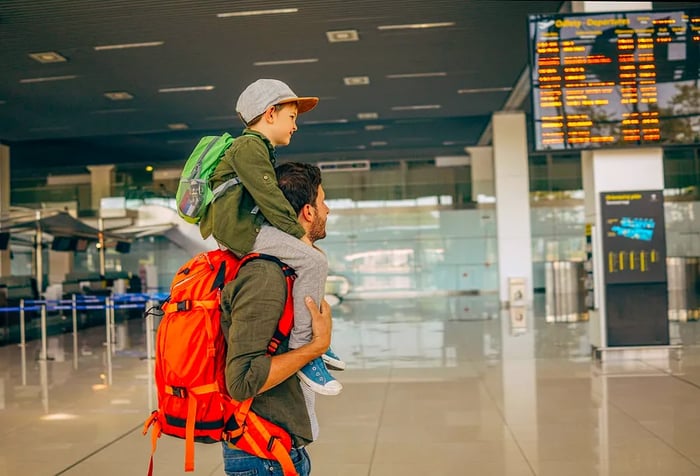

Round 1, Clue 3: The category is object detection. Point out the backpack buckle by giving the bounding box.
[172,386,187,398]
[176,301,191,312]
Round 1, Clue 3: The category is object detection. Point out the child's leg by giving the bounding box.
[253,225,327,349]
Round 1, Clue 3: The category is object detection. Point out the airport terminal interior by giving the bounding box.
[2,1,700,475]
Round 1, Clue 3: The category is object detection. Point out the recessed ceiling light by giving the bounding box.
[217,8,298,17]
[370,141,388,147]
[458,87,512,94]
[254,58,318,66]
[357,112,378,120]
[104,91,134,100]
[158,85,214,93]
[168,123,189,130]
[343,76,370,86]
[365,124,384,131]
[29,51,67,63]
[326,30,359,42]
[29,126,70,132]
[377,22,455,31]
[94,41,164,51]
[91,108,139,114]
[303,119,349,125]
[19,75,78,84]
[386,72,447,79]
[320,130,358,136]
[391,104,441,111]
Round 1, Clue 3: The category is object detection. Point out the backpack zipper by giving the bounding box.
[189,136,221,179]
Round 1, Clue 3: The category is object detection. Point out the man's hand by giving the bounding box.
[305,296,332,356]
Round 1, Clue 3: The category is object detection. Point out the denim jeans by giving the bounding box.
[222,442,311,476]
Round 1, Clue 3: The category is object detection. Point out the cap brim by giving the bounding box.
[277,96,319,114]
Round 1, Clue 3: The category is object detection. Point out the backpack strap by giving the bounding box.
[143,411,162,476]
[211,176,241,201]
[237,253,297,355]
[228,398,296,476]
[226,253,299,475]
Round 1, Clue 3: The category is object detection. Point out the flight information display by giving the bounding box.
[528,8,700,151]
[600,190,666,284]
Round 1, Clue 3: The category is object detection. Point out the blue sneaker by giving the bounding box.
[297,357,342,396]
[322,347,346,371]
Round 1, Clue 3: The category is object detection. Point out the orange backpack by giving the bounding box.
[143,249,298,476]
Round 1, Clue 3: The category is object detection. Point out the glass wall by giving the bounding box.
[322,204,498,298]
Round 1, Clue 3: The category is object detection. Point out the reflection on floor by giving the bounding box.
[2,295,700,475]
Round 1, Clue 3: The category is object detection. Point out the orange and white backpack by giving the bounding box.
[143,249,298,476]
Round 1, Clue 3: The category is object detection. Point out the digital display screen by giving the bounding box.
[528,8,700,151]
[600,190,666,284]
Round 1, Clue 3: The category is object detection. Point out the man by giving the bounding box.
[220,162,333,476]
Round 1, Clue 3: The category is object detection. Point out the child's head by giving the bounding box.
[236,79,318,146]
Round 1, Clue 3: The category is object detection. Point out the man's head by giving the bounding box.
[276,162,328,242]
[236,79,318,147]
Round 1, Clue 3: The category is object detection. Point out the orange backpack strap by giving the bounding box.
[161,382,221,472]
[142,411,162,476]
[228,398,296,476]
[244,412,297,476]
[236,253,296,355]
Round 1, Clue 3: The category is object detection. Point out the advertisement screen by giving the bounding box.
[600,190,666,284]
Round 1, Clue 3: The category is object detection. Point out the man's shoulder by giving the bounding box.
[231,257,287,289]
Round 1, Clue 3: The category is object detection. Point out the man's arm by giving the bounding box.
[258,297,331,393]
[221,260,331,400]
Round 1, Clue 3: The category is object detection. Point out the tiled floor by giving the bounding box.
[2,295,700,475]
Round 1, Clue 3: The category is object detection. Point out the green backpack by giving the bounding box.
[175,133,238,224]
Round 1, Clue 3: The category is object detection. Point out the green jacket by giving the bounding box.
[220,258,313,447]
[199,129,304,255]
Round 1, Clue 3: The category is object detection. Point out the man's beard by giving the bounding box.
[308,216,326,243]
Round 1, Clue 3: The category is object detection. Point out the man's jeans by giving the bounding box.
[222,442,311,476]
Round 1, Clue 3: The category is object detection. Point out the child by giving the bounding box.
[200,78,344,396]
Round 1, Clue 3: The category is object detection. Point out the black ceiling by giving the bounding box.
[0,1,683,176]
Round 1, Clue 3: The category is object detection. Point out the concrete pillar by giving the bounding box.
[87,165,115,212]
[492,111,533,305]
[583,148,665,348]
[465,146,494,202]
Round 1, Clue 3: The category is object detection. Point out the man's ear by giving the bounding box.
[300,203,314,222]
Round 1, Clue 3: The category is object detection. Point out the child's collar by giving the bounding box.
[242,128,277,160]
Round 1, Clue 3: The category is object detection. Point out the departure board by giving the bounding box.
[528,8,700,151]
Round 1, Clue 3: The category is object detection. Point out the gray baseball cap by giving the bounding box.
[235,78,319,123]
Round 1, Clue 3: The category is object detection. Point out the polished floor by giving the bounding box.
[2,295,700,476]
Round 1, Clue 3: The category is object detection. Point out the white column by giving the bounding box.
[492,111,533,305]
[87,165,115,212]
[465,146,494,202]
[583,148,664,348]
[0,145,10,277]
